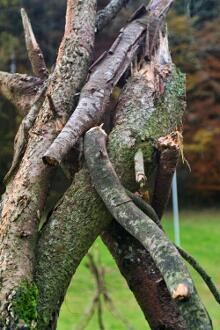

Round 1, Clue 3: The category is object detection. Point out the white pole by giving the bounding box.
[172,171,181,246]
[10,51,16,74]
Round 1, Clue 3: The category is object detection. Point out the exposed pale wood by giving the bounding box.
[134,148,147,188]
[21,8,48,80]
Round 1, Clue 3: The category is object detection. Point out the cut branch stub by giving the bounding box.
[85,126,193,301]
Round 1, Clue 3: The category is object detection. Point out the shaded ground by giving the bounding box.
[58,210,220,329]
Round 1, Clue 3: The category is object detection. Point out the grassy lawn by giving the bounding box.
[57,210,220,329]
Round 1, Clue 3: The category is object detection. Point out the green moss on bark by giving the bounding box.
[11,281,38,329]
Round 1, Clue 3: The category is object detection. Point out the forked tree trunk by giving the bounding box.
[0,0,215,329]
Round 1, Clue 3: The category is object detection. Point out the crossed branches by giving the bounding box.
[0,0,218,329]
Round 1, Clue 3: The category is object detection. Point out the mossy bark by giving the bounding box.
[0,0,96,327]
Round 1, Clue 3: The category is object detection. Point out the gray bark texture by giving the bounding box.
[0,0,96,328]
[0,0,215,329]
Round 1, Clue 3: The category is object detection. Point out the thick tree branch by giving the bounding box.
[0,0,96,326]
[36,23,187,330]
[85,126,191,300]
[21,8,48,80]
[43,14,149,166]
[95,0,130,32]
[43,0,175,167]
[0,71,42,115]
[85,126,212,329]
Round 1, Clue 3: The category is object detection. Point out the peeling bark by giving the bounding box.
[43,16,148,166]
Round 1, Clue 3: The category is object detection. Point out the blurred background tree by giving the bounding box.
[1,0,220,205]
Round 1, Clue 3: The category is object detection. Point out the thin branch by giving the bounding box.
[96,0,130,32]
[0,71,42,115]
[177,247,220,305]
[129,190,220,305]
[21,8,48,80]
[75,292,99,330]
[85,126,194,301]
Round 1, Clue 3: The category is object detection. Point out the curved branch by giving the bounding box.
[85,126,212,329]
[0,71,42,115]
[85,126,193,300]
[21,8,48,80]
[129,190,220,305]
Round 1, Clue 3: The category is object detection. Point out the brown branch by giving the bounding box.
[4,81,49,183]
[56,0,76,65]
[21,8,48,80]
[0,0,96,326]
[43,0,176,167]
[0,71,42,115]
[152,132,180,219]
[95,0,130,32]
[43,14,149,166]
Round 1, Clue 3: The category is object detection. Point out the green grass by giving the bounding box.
[57,210,220,329]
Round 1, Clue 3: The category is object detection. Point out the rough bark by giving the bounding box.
[96,0,130,32]
[99,28,211,328]
[152,133,180,219]
[0,71,42,115]
[0,0,96,327]
[43,16,148,166]
[35,35,187,330]
[35,169,112,329]
[85,126,212,328]
[21,8,48,80]
[85,127,195,300]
